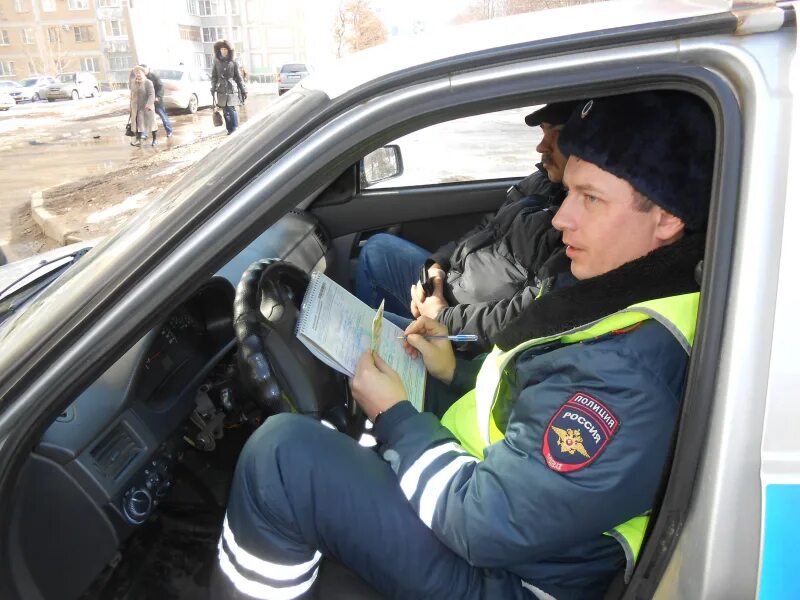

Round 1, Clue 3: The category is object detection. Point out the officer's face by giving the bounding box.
[553,156,685,280]
[536,123,567,183]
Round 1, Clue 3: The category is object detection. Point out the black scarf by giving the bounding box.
[493,234,705,350]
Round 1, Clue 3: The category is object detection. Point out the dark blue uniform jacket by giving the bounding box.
[375,319,688,599]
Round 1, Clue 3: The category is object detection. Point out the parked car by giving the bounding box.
[0,89,14,111]
[152,67,214,114]
[0,81,24,104]
[0,2,797,599]
[277,62,311,95]
[46,72,100,101]
[13,75,56,103]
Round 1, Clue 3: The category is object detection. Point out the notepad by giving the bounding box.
[295,272,426,411]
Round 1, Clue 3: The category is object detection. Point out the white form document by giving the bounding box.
[296,272,426,411]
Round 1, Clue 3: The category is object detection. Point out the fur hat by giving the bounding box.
[213,39,235,61]
[558,91,715,231]
[524,100,582,127]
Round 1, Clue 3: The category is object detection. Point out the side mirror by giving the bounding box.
[360,145,404,188]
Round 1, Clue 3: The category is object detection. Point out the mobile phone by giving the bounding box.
[419,265,435,295]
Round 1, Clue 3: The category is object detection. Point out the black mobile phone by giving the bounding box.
[419,265,435,295]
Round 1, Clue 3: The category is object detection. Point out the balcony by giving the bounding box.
[103,40,129,53]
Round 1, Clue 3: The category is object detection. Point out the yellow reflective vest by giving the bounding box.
[441,292,700,582]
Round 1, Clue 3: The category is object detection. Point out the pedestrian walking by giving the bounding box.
[211,40,247,135]
[129,66,158,147]
[141,64,173,139]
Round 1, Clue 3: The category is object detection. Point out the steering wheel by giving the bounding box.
[233,259,363,435]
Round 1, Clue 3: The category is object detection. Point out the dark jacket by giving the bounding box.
[211,40,246,107]
[430,167,568,349]
[375,235,704,599]
[146,72,164,102]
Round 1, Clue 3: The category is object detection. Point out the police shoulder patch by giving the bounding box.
[542,392,620,473]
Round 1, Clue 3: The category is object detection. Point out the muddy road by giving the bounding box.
[0,89,277,260]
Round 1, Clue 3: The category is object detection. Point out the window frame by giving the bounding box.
[67,0,88,10]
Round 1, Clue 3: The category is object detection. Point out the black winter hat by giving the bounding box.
[524,101,582,127]
[558,91,715,231]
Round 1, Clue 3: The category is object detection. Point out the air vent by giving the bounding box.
[313,225,330,250]
[90,424,141,480]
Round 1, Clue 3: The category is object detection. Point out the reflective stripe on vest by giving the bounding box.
[440,292,699,582]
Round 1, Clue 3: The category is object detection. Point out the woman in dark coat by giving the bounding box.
[211,40,247,135]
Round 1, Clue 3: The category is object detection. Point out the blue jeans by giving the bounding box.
[154,101,173,135]
[223,105,239,133]
[355,233,429,319]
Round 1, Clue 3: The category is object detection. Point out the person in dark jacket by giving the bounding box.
[212,91,715,600]
[355,102,578,347]
[211,39,247,135]
[141,64,173,139]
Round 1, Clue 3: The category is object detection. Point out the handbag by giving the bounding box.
[212,110,223,127]
[124,121,135,137]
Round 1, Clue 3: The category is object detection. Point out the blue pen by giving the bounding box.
[396,334,479,342]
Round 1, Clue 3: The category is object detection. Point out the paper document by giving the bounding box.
[296,272,426,411]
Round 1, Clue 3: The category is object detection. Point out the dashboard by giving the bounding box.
[10,210,331,600]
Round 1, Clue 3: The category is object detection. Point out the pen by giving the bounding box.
[396,334,479,342]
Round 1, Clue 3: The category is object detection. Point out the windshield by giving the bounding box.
[58,74,76,83]
[280,64,307,73]
[153,69,184,81]
[20,79,38,87]
[0,81,19,88]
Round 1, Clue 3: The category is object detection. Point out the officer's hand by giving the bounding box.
[402,317,456,383]
[410,270,448,320]
[351,351,407,421]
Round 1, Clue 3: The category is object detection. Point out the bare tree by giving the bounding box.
[332,0,388,57]
[43,26,75,75]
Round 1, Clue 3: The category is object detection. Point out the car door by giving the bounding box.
[0,3,790,599]
[197,70,213,107]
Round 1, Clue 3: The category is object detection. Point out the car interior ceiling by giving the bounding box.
[8,83,725,600]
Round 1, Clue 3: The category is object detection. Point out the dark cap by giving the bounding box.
[140,63,147,68]
[558,91,715,231]
[524,101,582,127]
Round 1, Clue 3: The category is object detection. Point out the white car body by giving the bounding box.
[153,68,214,114]
[46,72,99,101]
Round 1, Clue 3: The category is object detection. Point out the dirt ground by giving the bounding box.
[41,135,223,243]
[0,88,276,263]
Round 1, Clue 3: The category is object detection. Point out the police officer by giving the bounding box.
[213,91,715,599]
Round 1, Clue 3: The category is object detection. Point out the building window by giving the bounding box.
[228,0,239,15]
[108,54,132,70]
[197,0,218,17]
[73,26,95,42]
[0,62,16,76]
[68,0,88,9]
[41,0,55,12]
[179,25,201,42]
[14,0,31,12]
[248,28,260,49]
[80,57,99,72]
[186,0,197,15]
[204,53,213,69]
[22,28,35,44]
[202,26,226,43]
[47,27,60,44]
[0,31,9,46]
[106,20,123,37]
[98,0,120,6]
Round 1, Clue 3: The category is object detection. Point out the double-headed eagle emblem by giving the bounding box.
[551,426,591,458]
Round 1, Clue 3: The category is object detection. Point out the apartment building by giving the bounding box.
[128,0,310,80]
[0,0,134,84]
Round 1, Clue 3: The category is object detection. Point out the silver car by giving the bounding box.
[152,68,214,114]
[46,71,100,101]
[277,63,311,95]
[13,76,56,103]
